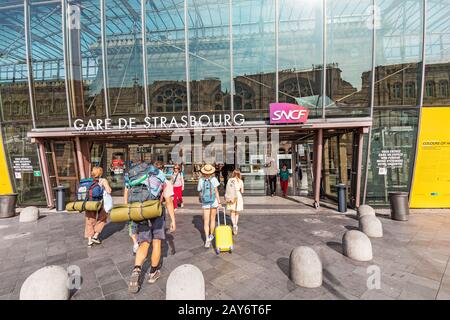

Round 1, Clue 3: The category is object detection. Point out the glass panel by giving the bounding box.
[326,0,372,118]
[424,0,450,106]
[1,124,46,205]
[146,0,187,119]
[105,0,145,119]
[66,0,106,119]
[0,5,31,123]
[374,0,423,107]
[233,0,276,122]
[30,2,69,127]
[188,0,231,117]
[52,141,78,198]
[278,0,323,119]
[365,108,419,205]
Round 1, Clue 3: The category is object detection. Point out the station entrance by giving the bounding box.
[33,125,367,209]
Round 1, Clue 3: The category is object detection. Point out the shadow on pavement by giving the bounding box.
[326,241,342,254]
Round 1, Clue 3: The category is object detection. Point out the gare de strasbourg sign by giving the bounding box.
[72,103,309,131]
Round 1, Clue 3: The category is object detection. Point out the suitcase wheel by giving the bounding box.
[215,248,220,255]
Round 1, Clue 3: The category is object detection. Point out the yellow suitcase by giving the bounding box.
[215,208,234,254]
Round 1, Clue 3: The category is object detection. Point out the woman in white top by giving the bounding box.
[171,164,184,209]
[225,170,244,235]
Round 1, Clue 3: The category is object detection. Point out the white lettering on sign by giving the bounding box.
[272,110,308,121]
[376,149,404,173]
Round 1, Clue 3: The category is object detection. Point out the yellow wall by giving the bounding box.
[410,107,450,208]
[0,130,13,194]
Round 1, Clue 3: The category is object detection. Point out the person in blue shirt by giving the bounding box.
[197,164,222,248]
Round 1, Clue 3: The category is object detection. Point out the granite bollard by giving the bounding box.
[289,246,322,288]
[342,230,373,261]
[166,264,205,300]
[19,206,39,223]
[357,205,375,219]
[20,266,69,300]
[359,215,383,238]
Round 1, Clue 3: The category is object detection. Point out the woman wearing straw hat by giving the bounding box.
[198,163,222,248]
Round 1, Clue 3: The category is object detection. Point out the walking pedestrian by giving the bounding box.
[279,163,291,197]
[85,167,112,247]
[198,164,222,248]
[171,164,184,209]
[225,170,244,235]
[127,161,176,294]
[264,155,278,196]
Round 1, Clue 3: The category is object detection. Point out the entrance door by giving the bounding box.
[47,140,79,201]
[322,130,355,205]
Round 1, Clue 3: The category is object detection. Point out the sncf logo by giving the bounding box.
[269,103,309,124]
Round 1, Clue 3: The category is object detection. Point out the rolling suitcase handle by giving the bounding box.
[217,207,227,226]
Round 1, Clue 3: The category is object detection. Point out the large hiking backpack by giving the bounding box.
[77,178,103,201]
[201,178,216,205]
[128,164,164,203]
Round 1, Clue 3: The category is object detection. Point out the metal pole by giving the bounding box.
[275,0,279,103]
[229,0,234,115]
[313,129,323,208]
[409,0,427,206]
[362,0,377,204]
[100,0,110,118]
[24,0,37,129]
[321,0,327,119]
[355,128,364,207]
[61,0,72,127]
[184,0,191,123]
[141,0,149,117]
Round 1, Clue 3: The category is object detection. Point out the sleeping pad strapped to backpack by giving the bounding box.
[66,178,104,213]
[110,163,165,222]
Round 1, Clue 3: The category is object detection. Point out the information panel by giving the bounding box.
[410,107,450,208]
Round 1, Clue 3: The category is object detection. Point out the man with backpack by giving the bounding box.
[198,164,222,248]
[126,161,176,294]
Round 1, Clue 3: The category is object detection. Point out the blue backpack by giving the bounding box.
[201,178,216,205]
[77,178,103,201]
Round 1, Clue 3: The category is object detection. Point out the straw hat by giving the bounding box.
[201,164,216,175]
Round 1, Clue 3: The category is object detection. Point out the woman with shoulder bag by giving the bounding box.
[225,170,244,235]
[171,164,184,210]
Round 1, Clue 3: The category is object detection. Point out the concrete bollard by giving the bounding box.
[289,246,322,288]
[19,207,40,223]
[342,230,373,262]
[166,264,205,300]
[20,266,69,300]
[359,215,383,238]
[357,205,375,219]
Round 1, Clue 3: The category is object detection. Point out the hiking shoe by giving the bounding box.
[128,267,142,294]
[91,237,101,245]
[132,243,139,255]
[147,270,161,284]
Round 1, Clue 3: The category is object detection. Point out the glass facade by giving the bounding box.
[0,0,449,206]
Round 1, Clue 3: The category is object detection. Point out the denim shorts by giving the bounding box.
[201,200,219,209]
[136,212,166,244]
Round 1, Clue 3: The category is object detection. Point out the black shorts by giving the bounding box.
[136,210,166,244]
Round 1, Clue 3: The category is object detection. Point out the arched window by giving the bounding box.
[234,82,254,110]
[405,82,415,98]
[152,84,187,113]
[393,82,402,99]
[426,81,435,97]
[439,80,448,97]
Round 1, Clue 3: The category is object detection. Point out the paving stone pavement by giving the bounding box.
[1,207,450,300]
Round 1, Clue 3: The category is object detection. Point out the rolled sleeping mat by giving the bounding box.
[110,200,162,223]
[66,201,103,213]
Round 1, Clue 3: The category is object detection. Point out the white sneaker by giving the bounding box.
[87,237,94,247]
[132,243,139,255]
[204,238,211,248]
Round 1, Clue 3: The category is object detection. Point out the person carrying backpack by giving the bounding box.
[84,167,112,247]
[198,164,222,248]
[127,161,176,294]
[225,170,244,235]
